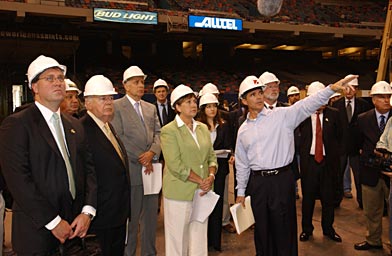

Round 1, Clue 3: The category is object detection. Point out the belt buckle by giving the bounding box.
[261,170,279,176]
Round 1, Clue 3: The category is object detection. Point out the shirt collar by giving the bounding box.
[345,97,354,103]
[35,101,60,123]
[265,102,277,108]
[176,115,199,130]
[158,100,168,106]
[126,94,140,106]
[246,109,266,122]
[87,111,106,129]
[375,110,389,119]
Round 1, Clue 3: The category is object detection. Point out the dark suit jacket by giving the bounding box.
[81,114,130,230]
[228,107,244,148]
[214,121,233,177]
[298,106,342,179]
[0,104,97,254]
[154,100,175,128]
[333,97,371,156]
[358,109,391,187]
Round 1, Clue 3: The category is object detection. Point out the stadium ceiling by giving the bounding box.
[0,2,384,61]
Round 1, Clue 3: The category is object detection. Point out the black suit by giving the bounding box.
[298,106,341,234]
[0,104,97,254]
[357,109,391,187]
[208,120,233,250]
[333,97,372,156]
[333,97,371,206]
[81,114,130,255]
[153,101,175,128]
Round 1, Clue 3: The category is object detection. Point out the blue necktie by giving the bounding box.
[380,115,386,133]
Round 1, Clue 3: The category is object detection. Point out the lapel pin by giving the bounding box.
[70,129,76,134]
[325,118,329,122]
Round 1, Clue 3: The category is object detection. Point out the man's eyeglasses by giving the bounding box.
[38,75,65,83]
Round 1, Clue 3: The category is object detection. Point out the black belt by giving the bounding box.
[251,164,290,177]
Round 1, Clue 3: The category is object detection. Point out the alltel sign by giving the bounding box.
[188,15,243,31]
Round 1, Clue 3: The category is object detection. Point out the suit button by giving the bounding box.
[200,165,203,169]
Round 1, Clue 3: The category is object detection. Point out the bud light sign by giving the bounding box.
[94,8,158,25]
[188,15,242,31]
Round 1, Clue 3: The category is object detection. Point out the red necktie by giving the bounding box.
[315,112,324,163]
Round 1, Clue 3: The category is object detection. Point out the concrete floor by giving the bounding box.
[4,169,392,256]
[152,194,391,256]
[154,167,392,256]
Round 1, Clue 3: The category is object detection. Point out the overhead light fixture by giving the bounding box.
[338,47,363,56]
[235,43,268,50]
[272,45,302,50]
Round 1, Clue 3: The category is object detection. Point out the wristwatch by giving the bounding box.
[82,212,94,221]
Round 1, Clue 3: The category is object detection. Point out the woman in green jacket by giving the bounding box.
[160,84,217,256]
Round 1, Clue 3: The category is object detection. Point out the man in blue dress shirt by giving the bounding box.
[235,74,356,256]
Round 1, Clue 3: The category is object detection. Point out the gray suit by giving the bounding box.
[112,96,161,256]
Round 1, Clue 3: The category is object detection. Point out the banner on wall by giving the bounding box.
[188,15,242,31]
[94,8,158,25]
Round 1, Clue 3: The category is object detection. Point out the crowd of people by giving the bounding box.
[0,54,392,256]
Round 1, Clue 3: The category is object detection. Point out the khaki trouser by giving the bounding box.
[362,179,389,245]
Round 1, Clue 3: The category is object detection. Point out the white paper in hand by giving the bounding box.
[214,149,231,158]
[142,163,162,195]
[230,196,255,234]
[190,189,220,223]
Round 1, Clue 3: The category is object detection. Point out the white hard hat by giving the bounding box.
[329,92,341,99]
[199,83,219,97]
[259,71,280,85]
[123,66,147,83]
[65,79,82,95]
[170,84,196,109]
[307,81,325,96]
[370,81,392,95]
[199,93,219,107]
[27,55,67,88]
[153,79,169,90]
[287,86,300,96]
[345,74,359,86]
[239,75,264,99]
[84,75,117,97]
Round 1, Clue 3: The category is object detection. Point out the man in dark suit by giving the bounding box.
[0,55,97,255]
[332,75,371,207]
[354,81,392,251]
[153,78,175,128]
[81,75,130,255]
[298,82,342,243]
[112,66,161,256]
